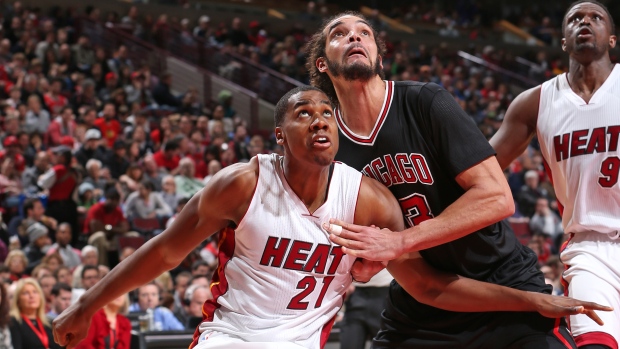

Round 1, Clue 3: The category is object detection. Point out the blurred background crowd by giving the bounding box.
[0,0,616,348]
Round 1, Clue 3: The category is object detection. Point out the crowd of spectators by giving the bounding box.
[0,1,584,347]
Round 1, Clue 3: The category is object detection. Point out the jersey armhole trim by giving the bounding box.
[233,157,261,232]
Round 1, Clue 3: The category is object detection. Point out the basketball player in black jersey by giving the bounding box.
[308,12,592,348]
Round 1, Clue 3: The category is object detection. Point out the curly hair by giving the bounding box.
[306,11,386,105]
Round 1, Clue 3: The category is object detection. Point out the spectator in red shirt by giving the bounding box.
[84,188,132,267]
[46,107,76,146]
[94,103,121,148]
[152,140,180,173]
[43,78,68,116]
[0,135,26,173]
[37,146,79,245]
[74,294,131,349]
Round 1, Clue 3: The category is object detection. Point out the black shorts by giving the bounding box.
[372,311,575,349]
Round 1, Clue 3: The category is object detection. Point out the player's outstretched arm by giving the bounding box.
[342,176,612,324]
[52,158,259,349]
[388,254,612,325]
[490,85,541,170]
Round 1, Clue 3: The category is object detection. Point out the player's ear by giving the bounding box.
[561,38,567,51]
[610,35,617,49]
[275,127,285,145]
[378,55,384,71]
[316,57,328,73]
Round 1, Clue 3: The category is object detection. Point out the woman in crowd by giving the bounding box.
[75,294,131,349]
[8,278,61,349]
[4,251,27,283]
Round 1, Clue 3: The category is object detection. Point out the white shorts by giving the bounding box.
[194,330,306,349]
[561,231,620,348]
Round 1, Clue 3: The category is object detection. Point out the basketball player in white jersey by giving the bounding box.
[491,1,620,347]
[52,86,609,349]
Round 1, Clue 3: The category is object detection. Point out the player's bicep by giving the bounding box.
[490,86,540,170]
[356,176,405,231]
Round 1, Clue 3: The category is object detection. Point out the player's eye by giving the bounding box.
[361,30,370,36]
[323,110,332,117]
[572,16,582,23]
[299,110,310,117]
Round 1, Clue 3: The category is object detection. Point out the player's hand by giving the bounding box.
[324,219,406,261]
[529,292,613,325]
[52,302,94,349]
[351,258,388,283]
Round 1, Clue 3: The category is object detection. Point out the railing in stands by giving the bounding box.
[457,50,539,89]
[79,20,262,133]
[149,26,304,106]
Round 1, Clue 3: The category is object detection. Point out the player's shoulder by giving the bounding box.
[200,156,259,198]
[393,80,446,106]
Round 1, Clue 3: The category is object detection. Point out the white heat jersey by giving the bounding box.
[537,64,620,235]
[196,153,361,349]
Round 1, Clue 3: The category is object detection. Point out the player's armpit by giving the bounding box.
[490,85,540,170]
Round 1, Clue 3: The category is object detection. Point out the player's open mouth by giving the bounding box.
[346,47,367,59]
[577,28,593,39]
[312,135,331,149]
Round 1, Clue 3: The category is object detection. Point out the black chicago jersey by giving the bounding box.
[335,81,555,341]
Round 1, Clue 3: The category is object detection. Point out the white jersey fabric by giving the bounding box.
[537,64,620,235]
[538,64,620,345]
[195,154,361,349]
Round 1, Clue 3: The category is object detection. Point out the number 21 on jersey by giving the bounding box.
[399,193,434,226]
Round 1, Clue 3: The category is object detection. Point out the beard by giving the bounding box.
[325,55,382,81]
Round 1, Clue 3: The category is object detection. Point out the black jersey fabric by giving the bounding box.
[334,81,552,332]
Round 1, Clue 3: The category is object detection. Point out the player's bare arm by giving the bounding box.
[328,156,514,258]
[52,158,260,349]
[490,86,541,170]
[343,175,612,323]
[388,253,612,324]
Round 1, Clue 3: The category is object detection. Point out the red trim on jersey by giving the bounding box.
[560,234,573,329]
[335,81,392,144]
[574,332,618,349]
[553,317,573,349]
[320,313,337,349]
[542,159,564,217]
[190,227,236,348]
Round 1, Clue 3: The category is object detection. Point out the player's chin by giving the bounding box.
[312,154,334,167]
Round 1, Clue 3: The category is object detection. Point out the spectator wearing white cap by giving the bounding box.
[23,222,51,274]
[74,128,107,168]
[193,15,211,39]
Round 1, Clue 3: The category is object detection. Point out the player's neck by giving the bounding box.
[333,76,386,136]
[281,157,331,213]
[568,58,615,98]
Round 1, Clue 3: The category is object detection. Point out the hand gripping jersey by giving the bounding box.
[190,153,361,349]
[537,64,620,235]
[335,81,548,332]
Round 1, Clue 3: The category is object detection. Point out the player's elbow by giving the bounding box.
[494,189,515,220]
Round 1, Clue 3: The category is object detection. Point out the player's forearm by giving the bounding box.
[77,236,180,317]
[388,256,536,313]
[402,185,513,252]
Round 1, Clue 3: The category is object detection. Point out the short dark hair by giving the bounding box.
[191,260,210,272]
[105,187,120,201]
[306,11,386,105]
[23,197,41,215]
[164,140,180,151]
[274,85,327,127]
[81,264,99,279]
[140,179,155,191]
[562,0,616,36]
[51,282,71,296]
